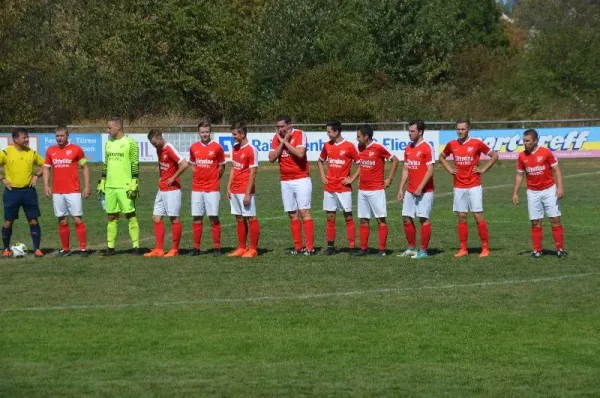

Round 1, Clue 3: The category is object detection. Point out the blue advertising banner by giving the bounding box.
[38,133,104,162]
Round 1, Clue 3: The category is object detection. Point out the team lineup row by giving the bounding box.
[0,115,566,259]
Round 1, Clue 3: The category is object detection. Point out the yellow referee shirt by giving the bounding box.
[0,146,45,188]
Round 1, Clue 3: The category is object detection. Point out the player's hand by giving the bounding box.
[342,177,352,186]
[397,190,404,201]
[320,175,328,185]
[473,166,484,174]
[44,185,52,198]
[556,187,564,199]
[29,175,39,187]
[448,167,457,175]
[227,189,232,200]
[126,179,139,200]
[512,193,519,205]
[384,178,392,188]
[1,178,11,190]
[166,176,176,186]
[414,187,423,196]
[283,131,292,143]
[83,186,91,199]
[243,194,250,206]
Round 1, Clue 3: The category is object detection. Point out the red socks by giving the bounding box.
[59,224,70,251]
[531,225,543,252]
[477,220,489,249]
[551,224,564,250]
[360,224,370,250]
[171,221,182,251]
[237,220,248,249]
[404,222,416,248]
[458,222,468,250]
[378,224,388,251]
[211,221,221,250]
[249,219,260,250]
[345,218,355,249]
[75,222,87,250]
[153,221,165,250]
[303,219,314,251]
[290,219,302,251]
[326,219,336,244]
[420,223,432,250]
[193,222,203,250]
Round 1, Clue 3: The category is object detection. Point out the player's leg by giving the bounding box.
[53,194,70,255]
[323,191,337,254]
[369,189,388,256]
[146,191,166,257]
[544,185,566,256]
[117,188,140,252]
[527,189,544,257]
[470,186,489,256]
[206,192,222,255]
[296,178,314,254]
[23,187,43,257]
[191,191,205,255]
[282,181,302,252]
[453,188,469,257]
[164,190,182,256]
[354,190,371,256]
[228,194,248,256]
[104,188,121,255]
[413,192,434,259]
[66,193,87,255]
[2,188,19,256]
[400,191,418,257]
[241,196,259,258]
[338,192,355,250]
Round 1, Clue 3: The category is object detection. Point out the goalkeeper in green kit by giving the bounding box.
[97,117,141,255]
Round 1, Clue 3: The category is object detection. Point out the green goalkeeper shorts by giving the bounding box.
[105,187,136,214]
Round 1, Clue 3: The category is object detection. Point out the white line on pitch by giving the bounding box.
[2,272,598,313]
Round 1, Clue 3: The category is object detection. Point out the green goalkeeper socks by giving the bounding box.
[107,220,118,249]
[128,217,140,248]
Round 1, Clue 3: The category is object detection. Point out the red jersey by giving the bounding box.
[358,142,394,191]
[404,140,435,193]
[157,142,184,191]
[319,139,360,193]
[517,146,558,191]
[230,143,258,194]
[189,141,225,192]
[44,143,86,194]
[270,129,310,181]
[442,138,492,188]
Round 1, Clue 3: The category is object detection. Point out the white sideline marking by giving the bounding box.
[2,272,598,313]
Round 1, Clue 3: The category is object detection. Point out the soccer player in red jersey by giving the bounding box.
[317,121,360,255]
[42,126,91,257]
[144,130,189,258]
[439,118,499,258]
[268,114,315,256]
[226,122,260,258]
[397,120,435,259]
[512,129,566,258]
[347,124,399,256]
[189,121,226,256]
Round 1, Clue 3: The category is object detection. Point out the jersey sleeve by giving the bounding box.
[189,145,196,163]
[102,141,108,178]
[44,150,52,167]
[479,140,492,155]
[270,134,279,151]
[548,150,558,167]
[318,145,327,161]
[349,144,360,163]
[0,150,5,165]
[294,130,307,148]
[249,146,259,168]
[128,138,139,179]
[34,152,45,167]
[380,145,393,160]
[217,145,226,165]
[424,145,434,165]
[167,144,184,164]
[516,155,525,172]
[442,142,453,157]
[77,146,88,166]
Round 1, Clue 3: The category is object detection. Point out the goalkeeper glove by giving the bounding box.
[127,178,139,200]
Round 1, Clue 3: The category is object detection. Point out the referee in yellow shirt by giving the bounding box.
[0,128,45,257]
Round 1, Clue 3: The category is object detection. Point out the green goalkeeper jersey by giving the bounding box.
[102,136,139,188]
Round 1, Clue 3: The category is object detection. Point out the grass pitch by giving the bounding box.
[1,159,599,396]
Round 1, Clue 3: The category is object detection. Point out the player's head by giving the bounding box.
[408,119,425,143]
[11,127,29,148]
[276,114,292,136]
[107,117,124,138]
[523,129,539,152]
[231,121,247,144]
[198,120,211,143]
[55,125,69,147]
[326,121,342,142]
[356,124,373,148]
[456,118,471,141]
[147,129,165,149]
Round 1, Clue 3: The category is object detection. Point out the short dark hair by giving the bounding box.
[409,119,425,133]
[231,121,247,134]
[357,124,373,140]
[11,127,28,140]
[326,121,342,133]
[456,118,471,128]
[197,120,211,129]
[276,114,292,124]
[523,128,538,140]
[147,129,163,140]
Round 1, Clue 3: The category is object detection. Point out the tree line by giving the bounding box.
[0,0,598,125]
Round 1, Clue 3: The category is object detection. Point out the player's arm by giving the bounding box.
[129,139,139,180]
[512,171,525,205]
[317,158,328,185]
[397,164,409,201]
[0,151,10,190]
[415,164,434,195]
[173,158,189,180]
[226,164,234,199]
[282,132,307,158]
[438,151,455,175]
[42,165,52,197]
[81,159,91,199]
[384,156,399,188]
[346,166,360,185]
[246,167,257,197]
[268,136,285,163]
[29,152,45,187]
[552,163,564,199]
[217,147,226,179]
[476,150,499,174]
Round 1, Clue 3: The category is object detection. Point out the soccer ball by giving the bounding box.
[11,242,28,258]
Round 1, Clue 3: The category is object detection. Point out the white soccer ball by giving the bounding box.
[11,242,28,258]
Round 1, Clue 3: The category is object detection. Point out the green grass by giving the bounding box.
[1,159,599,396]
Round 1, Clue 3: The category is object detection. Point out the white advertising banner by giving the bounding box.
[101,131,439,163]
